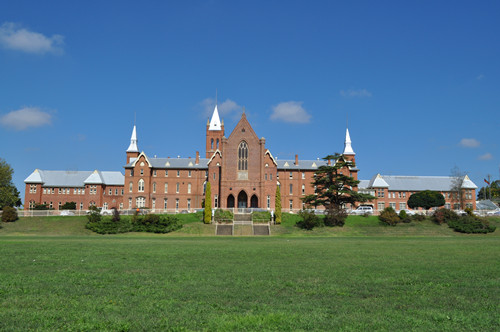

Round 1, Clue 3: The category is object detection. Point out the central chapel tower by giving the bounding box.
[206,105,225,158]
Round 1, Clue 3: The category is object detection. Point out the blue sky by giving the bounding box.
[1,1,499,203]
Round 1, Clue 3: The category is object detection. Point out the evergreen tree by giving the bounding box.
[302,153,374,227]
[275,185,282,224]
[204,182,212,224]
[0,158,21,209]
[408,190,445,210]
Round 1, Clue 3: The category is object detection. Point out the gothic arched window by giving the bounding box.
[138,179,145,192]
[238,141,248,170]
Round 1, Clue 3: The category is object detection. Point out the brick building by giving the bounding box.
[24,105,477,212]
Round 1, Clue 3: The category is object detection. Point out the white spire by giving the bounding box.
[343,128,355,155]
[127,125,139,152]
[209,105,222,131]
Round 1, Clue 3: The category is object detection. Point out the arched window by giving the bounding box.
[211,138,214,150]
[138,179,145,192]
[238,141,248,170]
[129,182,133,193]
[216,138,219,149]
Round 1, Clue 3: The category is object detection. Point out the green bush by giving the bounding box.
[111,208,120,222]
[252,211,271,223]
[86,206,101,223]
[432,208,459,225]
[214,209,233,222]
[131,214,182,233]
[1,206,18,223]
[448,215,496,234]
[411,213,427,221]
[324,209,347,227]
[61,202,76,210]
[379,207,400,226]
[86,218,132,234]
[398,210,411,223]
[296,209,323,230]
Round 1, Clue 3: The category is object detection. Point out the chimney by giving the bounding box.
[295,154,298,165]
[195,151,200,164]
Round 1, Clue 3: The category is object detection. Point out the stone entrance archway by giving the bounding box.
[227,194,235,208]
[250,194,258,208]
[237,191,248,208]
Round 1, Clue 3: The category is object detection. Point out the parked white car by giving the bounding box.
[351,206,374,215]
[60,210,75,216]
[486,209,500,216]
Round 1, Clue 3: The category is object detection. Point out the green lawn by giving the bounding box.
[0,236,499,331]
[0,215,499,330]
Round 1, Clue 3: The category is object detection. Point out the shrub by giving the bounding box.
[296,210,323,230]
[86,206,101,223]
[86,217,132,234]
[61,202,76,210]
[214,209,233,223]
[411,213,427,221]
[448,215,496,234]
[252,211,271,223]
[1,206,18,222]
[464,207,474,216]
[111,208,120,222]
[379,207,400,226]
[432,208,459,225]
[324,209,347,227]
[398,210,411,223]
[131,214,182,233]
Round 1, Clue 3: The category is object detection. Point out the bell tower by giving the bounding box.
[206,105,224,158]
[126,125,140,164]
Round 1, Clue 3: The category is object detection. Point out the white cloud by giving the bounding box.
[270,101,311,124]
[201,98,242,118]
[477,74,485,80]
[0,22,64,54]
[459,138,480,148]
[340,89,372,98]
[478,153,493,161]
[0,107,53,130]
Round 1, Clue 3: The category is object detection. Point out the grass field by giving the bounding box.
[0,216,499,330]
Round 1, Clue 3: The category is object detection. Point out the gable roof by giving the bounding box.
[24,170,124,187]
[227,112,259,142]
[361,174,478,191]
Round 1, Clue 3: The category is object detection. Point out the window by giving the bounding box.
[49,202,53,209]
[103,202,108,209]
[177,170,180,177]
[130,169,134,176]
[152,198,156,209]
[153,170,157,177]
[377,202,385,211]
[238,141,248,170]
[140,169,144,176]
[138,179,145,192]
[399,203,406,210]
[216,138,219,149]
[389,202,396,209]
[164,198,168,209]
[164,183,168,193]
[58,202,62,210]
[265,174,268,180]
[289,172,293,179]
[109,189,112,195]
[302,184,305,195]
[267,195,270,209]
[165,170,168,177]
[188,183,191,194]
[213,173,216,180]
[175,198,179,211]
[43,188,47,194]
[214,195,218,208]
[289,200,293,210]
[270,174,272,180]
[377,189,385,198]
[211,138,214,150]
[128,198,132,209]
[403,192,406,198]
[129,182,133,192]
[289,184,293,195]
[136,197,146,208]
[115,189,118,195]
[153,182,156,193]
[302,172,305,180]
[80,202,83,210]
[188,170,192,177]
[176,182,180,193]
[398,192,401,198]
[187,199,191,211]
[119,203,123,210]
[121,189,124,195]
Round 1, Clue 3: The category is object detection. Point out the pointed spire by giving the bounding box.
[127,125,139,152]
[343,127,355,155]
[209,104,222,131]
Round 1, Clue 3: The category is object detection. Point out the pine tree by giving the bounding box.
[204,182,212,224]
[303,153,374,226]
[275,185,282,224]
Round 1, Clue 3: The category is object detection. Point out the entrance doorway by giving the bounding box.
[250,194,258,208]
[237,191,248,208]
[227,194,235,208]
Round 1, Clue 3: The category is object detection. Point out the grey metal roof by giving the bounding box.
[276,159,328,170]
[361,174,477,191]
[126,157,210,169]
[24,169,124,187]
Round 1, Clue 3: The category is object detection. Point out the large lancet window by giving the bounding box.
[238,141,248,170]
